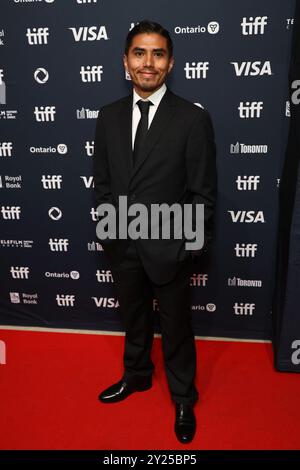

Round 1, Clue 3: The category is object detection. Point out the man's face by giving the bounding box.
[123,33,174,98]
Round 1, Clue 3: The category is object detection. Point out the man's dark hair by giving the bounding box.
[125,20,173,57]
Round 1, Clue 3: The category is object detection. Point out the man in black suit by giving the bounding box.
[93,20,217,443]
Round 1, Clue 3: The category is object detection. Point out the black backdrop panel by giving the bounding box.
[0,0,296,340]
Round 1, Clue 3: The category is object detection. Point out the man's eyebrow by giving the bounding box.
[132,47,166,52]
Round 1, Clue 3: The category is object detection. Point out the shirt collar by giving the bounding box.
[133,83,167,108]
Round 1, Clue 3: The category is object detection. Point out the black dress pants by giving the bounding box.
[110,241,198,406]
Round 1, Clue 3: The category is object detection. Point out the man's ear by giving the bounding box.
[123,54,128,72]
[168,57,174,73]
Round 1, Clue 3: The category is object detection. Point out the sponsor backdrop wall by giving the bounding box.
[0,0,296,341]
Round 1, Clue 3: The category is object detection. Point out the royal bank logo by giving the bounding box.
[80,65,103,82]
[234,243,258,258]
[236,175,260,190]
[76,108,99,119]
[184,62,209,79]
[238,101,263,118]
[69,26,109,41]
[231,61,272,76]
[85,141,94,156]
[0,143,13,157]
[230,142,268,155]
[234,303,255,315]
[241,16,268,35]
[0,175,22,189]
[10,292,38,304]
[49,238,69,251]
[56,295,75,307]
[96,270,113,283]
[228,277,262,287]
[190,273,208,287]
[34,106,56,122]
[174,21,219,35]
[26,27,49,45]
[1,206,21,220]
[10,266,30,279]
[228,211,265,223]
[34,68,49,84]
[92,297,120,308]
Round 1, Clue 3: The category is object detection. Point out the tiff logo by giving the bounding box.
[234,303,255,315]
[184,62,209,79]
[77,0,98,3]
[34,106,56,122]
[0,142,13,157]
[49,238,69,251]
[238,101,263,118]
[56,295,75,307]
[85,141,94,156]
[241,16,268,35]
[235,243,258,258]
[90,207,98,221]
[236,175,260,190]
[0,340,6,365]
[96,270,113,283]
[11,267,29,279]
[41,175,62,189]
[80,65,103,82]
[0,69,4,84]
[1,206,21,219]
[190,273,208,287]
[26,28,49,45]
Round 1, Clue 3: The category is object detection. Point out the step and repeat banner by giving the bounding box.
[0,0,296,340]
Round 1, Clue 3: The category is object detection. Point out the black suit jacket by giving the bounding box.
[93,88,217,284]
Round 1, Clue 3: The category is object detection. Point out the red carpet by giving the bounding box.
[0,328,299,450]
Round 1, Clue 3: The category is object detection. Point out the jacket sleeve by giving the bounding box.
[92,110,115,210]
[185,109,217,254]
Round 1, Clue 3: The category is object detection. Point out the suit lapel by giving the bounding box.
[130,89,177,182]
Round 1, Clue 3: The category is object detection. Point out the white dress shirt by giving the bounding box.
[132,83,167,149]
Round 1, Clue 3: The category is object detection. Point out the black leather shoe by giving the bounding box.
[99,376,152,403]
[174,404,196,443]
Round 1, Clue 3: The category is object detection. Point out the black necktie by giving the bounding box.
[133,100,152,166]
